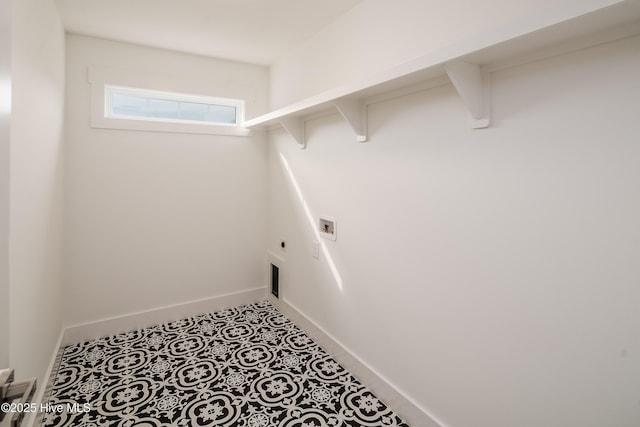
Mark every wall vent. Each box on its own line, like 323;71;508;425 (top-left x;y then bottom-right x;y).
271;263;279;298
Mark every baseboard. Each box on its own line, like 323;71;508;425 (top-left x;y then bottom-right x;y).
27;328;65;427
62;287;267;346
270;295;445;427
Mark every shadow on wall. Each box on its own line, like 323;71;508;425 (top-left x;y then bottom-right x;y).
278;152;344;291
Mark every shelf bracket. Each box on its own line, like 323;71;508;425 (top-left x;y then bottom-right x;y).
333;99;367;142
445;61;490;129
279;117;306;149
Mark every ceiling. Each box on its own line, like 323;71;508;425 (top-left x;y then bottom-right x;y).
54;0;361;66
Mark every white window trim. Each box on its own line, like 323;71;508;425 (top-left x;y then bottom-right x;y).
105;85;244;127
89;66;253;137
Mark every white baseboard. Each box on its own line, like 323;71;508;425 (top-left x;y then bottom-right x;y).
62;287;267;346
26;328;65;427
270;295;445;427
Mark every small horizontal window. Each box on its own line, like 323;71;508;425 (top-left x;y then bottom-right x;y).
105;85;243;127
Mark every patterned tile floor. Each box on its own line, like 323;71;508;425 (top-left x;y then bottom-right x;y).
42;301;410;427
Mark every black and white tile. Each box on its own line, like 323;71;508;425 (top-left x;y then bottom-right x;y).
43;301;410;427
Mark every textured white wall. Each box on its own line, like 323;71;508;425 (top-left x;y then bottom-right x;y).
8;0;65;385
267;35;640;427
63;35;269;326
269;0;619;109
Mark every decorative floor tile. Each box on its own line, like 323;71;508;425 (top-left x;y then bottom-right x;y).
43;301;410;427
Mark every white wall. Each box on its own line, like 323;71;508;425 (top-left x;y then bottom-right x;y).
64;35;269;326
0;0;10;370
8;0;65;387
269;0;619;108
267;34;640;427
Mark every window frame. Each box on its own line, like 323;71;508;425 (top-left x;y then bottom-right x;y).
104;85;244;127
89;66;252;137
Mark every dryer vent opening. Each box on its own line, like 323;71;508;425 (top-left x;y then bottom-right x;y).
271;263;279;298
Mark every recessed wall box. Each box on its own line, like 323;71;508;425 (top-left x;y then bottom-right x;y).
319;216;337;241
